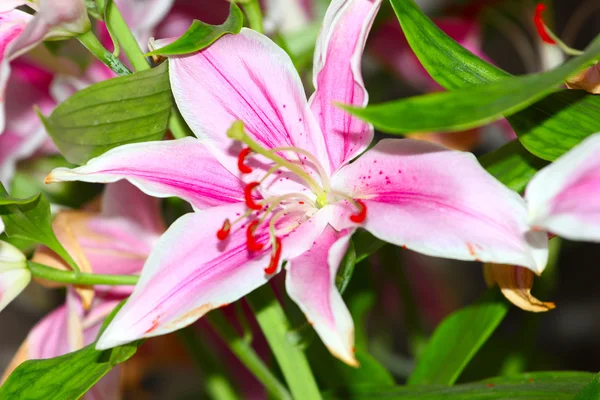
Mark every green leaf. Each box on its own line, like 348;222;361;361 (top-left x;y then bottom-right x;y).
10;156;102;208
353;230;385;263
387;0;600;161
336;240;357;294
573;372;600;400
40;63;172;165
324;372;595;400
0;300;142;400
0;184;79;272
345;36;600;135
147;3;244;56
479;140;548;193
0;192;39;206
408;289;509;386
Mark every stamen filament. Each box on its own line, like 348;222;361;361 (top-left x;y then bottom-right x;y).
228;121;326;198
269;147;331;192
330;190;368;224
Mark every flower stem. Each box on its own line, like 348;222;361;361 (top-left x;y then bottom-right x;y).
76;30;131;76
241;0;264;34
207;311;293;400
247;285;322;400
102;0;191;138
104;0;150;71
27;261;139;286
177;326;239;400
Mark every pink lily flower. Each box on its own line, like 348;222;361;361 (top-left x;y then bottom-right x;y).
3;182;163;397
526;133;600;242
0;0;90;132
47;0;547;365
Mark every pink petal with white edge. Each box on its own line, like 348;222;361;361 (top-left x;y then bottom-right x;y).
96;203;274;349
0;9;33;133
46;138;245;210
309;0;381;172
286;226;357;366
331;139;548;274
525;133;600;242
169;28;331;178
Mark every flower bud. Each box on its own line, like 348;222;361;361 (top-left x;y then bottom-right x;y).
0;240;30;313
39;0;91;40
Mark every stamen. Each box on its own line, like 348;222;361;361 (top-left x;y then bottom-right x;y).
227;121;326;198
244;182;263;210
217;219;231;240
269;147;331;191
534;4;556;44
238;147;253;174
350;199;367;223
264;237;282;275
246;220;265;251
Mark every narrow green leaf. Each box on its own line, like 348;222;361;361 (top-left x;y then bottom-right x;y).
147;3;244;56
0;301;142;400
0;184;79;272
324;371;594;400
388;0;600;161
247;285;322;400
336;240;357;294
408;289;509;386
573;372;600;400
40;63;172;165
479;140;548;193
0;192;39;206
345;35;600;135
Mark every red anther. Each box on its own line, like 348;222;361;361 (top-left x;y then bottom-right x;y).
534;3;556;44
217;219;231;240
264;237;282;275
238;147;253;174
244;182;262;210
350;199;367;223
246;220;264;251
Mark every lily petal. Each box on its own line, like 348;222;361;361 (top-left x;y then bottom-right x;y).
286;226;357;366
0;9;33;133
101;181;165;234
97;203;274;349
46;138;245;210
169;28;330;177
0;240;30;313
309;0;381;172
1;60;55;183
525;133;600;242
331;139;548;273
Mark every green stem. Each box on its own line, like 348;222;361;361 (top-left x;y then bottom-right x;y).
247;286;322;400
27;261;139;286
241;0;264;34
177;327;239;400
104;0;150;71
207;311;292;400
76;30;131;76
103;0;190;139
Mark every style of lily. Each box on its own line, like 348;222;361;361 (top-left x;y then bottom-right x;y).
2;181;163;398
485;132;600;313
0;0;90;132
47;0;548;365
